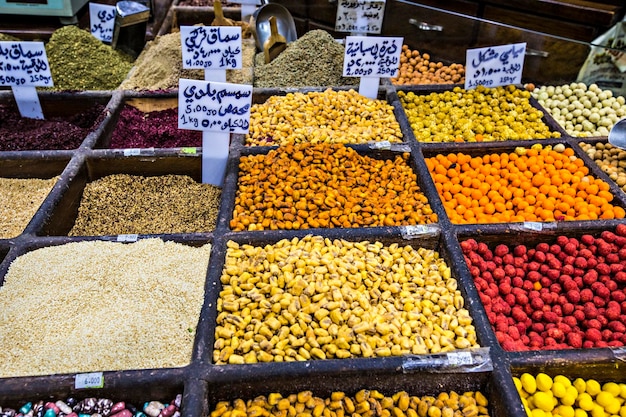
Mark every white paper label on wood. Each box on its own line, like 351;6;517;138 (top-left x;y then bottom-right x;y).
335;0;386;34
89;3;116;43
181;26;243;70
465;42;526;90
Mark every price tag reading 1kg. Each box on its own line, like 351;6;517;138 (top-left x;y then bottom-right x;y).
89;3;116;43
178;78;252;185
181;26;242;77
335;0;386;35
343;36;402;99
465;42;526;90
0;41;53;119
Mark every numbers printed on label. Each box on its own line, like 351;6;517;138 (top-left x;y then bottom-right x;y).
117;234;139;242
523;222;543;231
75;372;104;389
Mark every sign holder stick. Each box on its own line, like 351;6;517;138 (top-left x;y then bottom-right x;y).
12;86;44;120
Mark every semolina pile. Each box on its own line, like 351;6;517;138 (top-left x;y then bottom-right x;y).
0;176;59;239
246;89;403;146
0;239;211;377
231;143;437;231
214;235;478;364
210;390;489;417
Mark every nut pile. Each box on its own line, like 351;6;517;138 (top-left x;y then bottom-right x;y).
531;83;626;137
211;390;489;417
515;373;626;417
231;143;437;231
580;141;626;193
1;395;182;417
399;85;560;143
392;45;465;85
214;235;478;364
462;226;626;351
246;89;402;146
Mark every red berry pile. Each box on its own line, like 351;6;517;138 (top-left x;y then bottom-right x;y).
461;224;626;351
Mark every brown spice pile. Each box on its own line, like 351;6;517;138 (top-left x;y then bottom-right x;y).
0;239;211;377
69;174;221;236
119;33;255;90
0;177;59;239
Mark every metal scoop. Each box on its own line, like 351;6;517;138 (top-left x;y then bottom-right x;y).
251;0;297;52
609;118;626;150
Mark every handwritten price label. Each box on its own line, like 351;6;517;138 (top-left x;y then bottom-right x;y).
335;0;386;34
89;3;116;43
465;43;526;90
181;26;242;70
0;42;53;87
343;36;402;78
178;78;252;133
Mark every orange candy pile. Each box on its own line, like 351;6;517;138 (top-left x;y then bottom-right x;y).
426;146;626;224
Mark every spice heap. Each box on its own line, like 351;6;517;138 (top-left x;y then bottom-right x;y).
392;45;465;85
69;174;221;236
0;395;182;417
45;26;133;91
178;0;235;5
0;239;210;377
399;85;560;142
211;390;489;417
0;33;20;42
108;104;201;148
215;235;476;364
427;144;625;224
0;176;59;239
0;101;106;151
253;30;356;88
231;143;437;231
246;89;402;145
463;226;626;351
119;33;255;90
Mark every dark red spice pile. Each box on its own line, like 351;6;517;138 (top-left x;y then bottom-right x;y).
109;105;202;149
0;102;106;151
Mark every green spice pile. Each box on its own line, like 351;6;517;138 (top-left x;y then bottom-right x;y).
0;33;21;42
0;176;59;239
253;30;357;88
69;174;222;236
45;26;134;91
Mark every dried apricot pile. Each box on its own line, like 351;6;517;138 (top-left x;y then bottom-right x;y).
426;144;625;224
391;45;465;85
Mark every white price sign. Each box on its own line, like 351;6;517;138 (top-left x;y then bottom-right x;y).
178;78;252;133
89;3;116;43
181;26;242;70
465;43;526;90
343;36;402;78
0;41;53;87
335;0;386;34
75;372;104;389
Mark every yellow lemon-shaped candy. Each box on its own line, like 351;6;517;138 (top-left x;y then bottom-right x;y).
513;377;523;393
554;375;573;388
603;383;621;397
597;391;621;415
619;384;626;399
587;380;602;396
556;405;575;417
532;408;546;417
522;374;538;395
574;379;587;394
553;382;567;398
590;405;605;417
534;392;555;412
537;373;554;392
578;393;595;411
620;405;626;417
562;386;579;407
574;409;588;417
